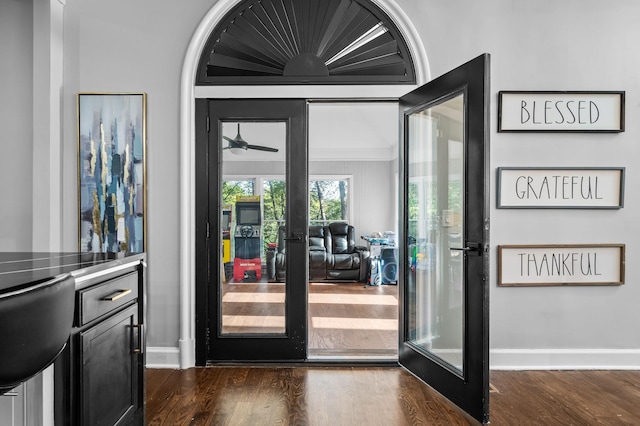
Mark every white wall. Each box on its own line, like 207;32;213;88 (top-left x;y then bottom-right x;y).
399;0;640;368
62;0;215;348
0;0;33;251
48;0;640;368
309;160;396;240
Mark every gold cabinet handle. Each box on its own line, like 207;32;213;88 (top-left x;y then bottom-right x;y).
102;289;132;301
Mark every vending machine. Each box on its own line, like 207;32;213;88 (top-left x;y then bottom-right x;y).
233;196;262;282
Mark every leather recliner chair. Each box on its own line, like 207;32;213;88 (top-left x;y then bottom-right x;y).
309;225;328;280
324;222;370;282
273;226;287;282
273;222;370;283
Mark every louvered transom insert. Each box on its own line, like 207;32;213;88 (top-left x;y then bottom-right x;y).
197;0;415;84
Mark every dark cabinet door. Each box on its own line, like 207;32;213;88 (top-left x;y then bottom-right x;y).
80;304;140;426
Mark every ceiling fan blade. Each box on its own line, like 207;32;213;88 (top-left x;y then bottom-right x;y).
223;135;248;149
224;124;277;153
247;144;279;153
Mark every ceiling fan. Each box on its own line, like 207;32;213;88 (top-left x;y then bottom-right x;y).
223;123;279;154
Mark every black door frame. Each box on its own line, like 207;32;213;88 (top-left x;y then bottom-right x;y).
193;61;491;418
398;54;490;423
195;98;308;364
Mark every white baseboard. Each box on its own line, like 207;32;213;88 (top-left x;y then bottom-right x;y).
179;338;196;369
145;347;640;370
145;347;181;369
490;348;640;370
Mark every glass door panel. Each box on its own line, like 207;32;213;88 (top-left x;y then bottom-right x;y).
407;94;464;374
220;122;286;335
399;54;490;424
307;101;399;359
201;99;307;362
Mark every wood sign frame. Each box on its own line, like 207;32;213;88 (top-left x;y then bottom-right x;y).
496;167;625;209
498;91;625;132
498;244;625;287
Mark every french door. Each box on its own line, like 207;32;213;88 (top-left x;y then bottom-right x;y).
399;54;491;423
194;54;490;422
195;99;308;362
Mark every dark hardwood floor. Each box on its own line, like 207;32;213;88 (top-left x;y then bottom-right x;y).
490;370;640;425
146;367;640;425
196;281;640;424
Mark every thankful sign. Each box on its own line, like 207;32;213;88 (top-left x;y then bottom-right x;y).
498;91;624;132
498;244;625;286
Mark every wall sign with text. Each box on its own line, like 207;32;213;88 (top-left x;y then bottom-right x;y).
498;244;625;286
498;91;625;132
497;167;625;209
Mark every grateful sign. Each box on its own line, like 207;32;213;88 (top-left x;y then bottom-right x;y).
497;167;625;209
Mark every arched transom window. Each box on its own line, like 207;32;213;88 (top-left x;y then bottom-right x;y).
197;0;415;85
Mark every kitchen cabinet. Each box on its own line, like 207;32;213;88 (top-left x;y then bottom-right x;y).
0;252;145;425
55;255;146;426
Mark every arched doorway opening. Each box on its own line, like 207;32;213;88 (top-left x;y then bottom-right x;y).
179;0;430;369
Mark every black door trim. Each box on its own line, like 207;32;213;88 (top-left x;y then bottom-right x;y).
195;99;308;364
398;53;491;423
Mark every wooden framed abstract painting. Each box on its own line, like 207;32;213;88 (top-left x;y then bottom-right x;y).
78;93;146;253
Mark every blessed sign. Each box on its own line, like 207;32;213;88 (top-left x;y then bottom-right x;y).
498;244;625;286
498;91;625;132
497;167;625;209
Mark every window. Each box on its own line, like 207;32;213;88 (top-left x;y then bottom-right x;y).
224;176;352;251
261;177;352;247
197;0;415;85
262;179;286;250
222;180;255;204
309;179;350;226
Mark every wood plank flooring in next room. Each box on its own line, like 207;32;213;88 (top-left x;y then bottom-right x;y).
221;280;398;358
308;282;397;358
146;368;640;425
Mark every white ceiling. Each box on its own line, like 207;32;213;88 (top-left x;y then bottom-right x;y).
309;102;399;161
222;102;399;162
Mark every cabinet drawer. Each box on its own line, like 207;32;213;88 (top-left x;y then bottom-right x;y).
78;272;138;326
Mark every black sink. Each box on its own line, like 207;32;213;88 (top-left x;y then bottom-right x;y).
0;273;75;394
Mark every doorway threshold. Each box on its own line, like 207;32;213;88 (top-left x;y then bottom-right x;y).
308;349;398;363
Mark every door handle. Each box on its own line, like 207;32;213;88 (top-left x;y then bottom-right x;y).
284;232;307;243
450;242;482;256
133;324;144;354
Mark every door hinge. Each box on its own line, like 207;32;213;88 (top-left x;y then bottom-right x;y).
206;116;210;133
206;222;210;239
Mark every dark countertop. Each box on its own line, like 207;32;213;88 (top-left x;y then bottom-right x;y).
0;252;145;294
